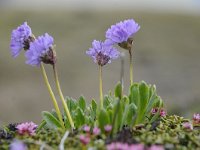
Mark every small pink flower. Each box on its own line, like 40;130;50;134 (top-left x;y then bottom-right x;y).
104;125;112;132
79;134;90;145
151;108;158;115
129;144;144;150
107;142;129;150
16;122;37;136
82;125;90;133
93;127;101;135
160;109;166;117
193;113;200;124
148;145;164;150
182;122;193;130
151;108;166;117
10;140;27;150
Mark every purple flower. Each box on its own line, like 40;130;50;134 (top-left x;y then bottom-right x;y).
10;140;27;150
93;127;101;135
86;40;119;66
159;108;166;117
104;124;112;132
193;113;200;124
182;122;193;130
79;134;90;145
16;122;37;136
151;108;158;115
10;22;33;58
105;19;140;50
25;33;56;66
83;125;90;133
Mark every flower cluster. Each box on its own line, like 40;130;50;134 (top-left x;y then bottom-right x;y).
105;19;140;50
10;22;56;66
10;22;33;58
80;125;112;146
86;40;119;66
16;122;37;136
182;122;193;130
25;33;56;66
86;19;140;66
151;108;166;117
10;140;27;150
193;113;200;125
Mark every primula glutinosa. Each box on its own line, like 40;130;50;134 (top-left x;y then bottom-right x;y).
25;33;56;66
86;40;119;109
105;19;140;50
86;40;119;66
10;22;34;58
105;19;140;85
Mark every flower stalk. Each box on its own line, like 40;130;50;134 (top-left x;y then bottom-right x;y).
40;63;65;129
99;65;103;109
53;64;75;129
128;48;133;85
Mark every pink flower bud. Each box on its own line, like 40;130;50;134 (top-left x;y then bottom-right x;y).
79;135;90;145
93;127;101;135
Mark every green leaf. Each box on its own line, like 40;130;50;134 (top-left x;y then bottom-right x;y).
104;96;111;109
66;97;78;112
75;107;85;127
129;83;140;106
78;96;86;111
126;103;137;126
91;99;97;112
136;81;149;124
98;108;110;131
115;82;122;99
42;111;62;129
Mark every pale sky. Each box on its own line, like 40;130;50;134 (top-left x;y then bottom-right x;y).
1;0;200;15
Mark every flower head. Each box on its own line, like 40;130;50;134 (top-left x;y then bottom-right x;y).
79;134;90;145
93;127;101;135
105;19;140;50
151;108;166;117
86;40;119;66
104;124;112;132
193;113;200;124
159;109;166;117
10;22;33;58
16;122;37;136
182;122;193;130
25;33;56;66
151;108;158;115
10;140;27;150
83;125;90;133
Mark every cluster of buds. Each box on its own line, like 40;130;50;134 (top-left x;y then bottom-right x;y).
80;124;112;146
193;113;200;125
151;108;166;117
16;122;37;136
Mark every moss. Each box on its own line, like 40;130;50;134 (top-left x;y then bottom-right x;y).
0;115;199;150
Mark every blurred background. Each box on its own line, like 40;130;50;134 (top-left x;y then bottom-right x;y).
0;0;200;126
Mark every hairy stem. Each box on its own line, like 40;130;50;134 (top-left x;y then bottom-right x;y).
53;64;75;129
40;63;65;129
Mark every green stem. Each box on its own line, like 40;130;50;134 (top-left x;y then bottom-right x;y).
129;48;133;85
53;64;75;129
40;63;65;129
99;65;103;109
